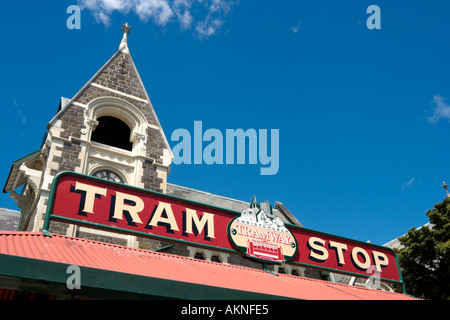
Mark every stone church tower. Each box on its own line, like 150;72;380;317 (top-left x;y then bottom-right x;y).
3;23;304;272
3;24;173;247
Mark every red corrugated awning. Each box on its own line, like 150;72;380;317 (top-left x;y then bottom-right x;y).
0;232;415;300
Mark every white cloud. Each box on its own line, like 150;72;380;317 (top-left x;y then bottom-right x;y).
196;18;223;37
401;177;415;190
134;0;173;25
173;0;193;30
194;0;235;38
428;95;450;123
291;20;301;33
13;100;26;124
78;0;238;38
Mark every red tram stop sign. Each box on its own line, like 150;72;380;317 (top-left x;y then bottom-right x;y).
43;172;404;286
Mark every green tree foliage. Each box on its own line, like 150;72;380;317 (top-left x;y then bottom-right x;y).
395;197;450;300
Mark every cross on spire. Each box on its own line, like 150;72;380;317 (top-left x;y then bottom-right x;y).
119;22;132;53
121;23;132;37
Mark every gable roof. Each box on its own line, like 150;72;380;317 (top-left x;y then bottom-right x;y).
3;150;41;193
47;44;172;157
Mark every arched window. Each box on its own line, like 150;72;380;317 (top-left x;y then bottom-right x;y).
91;116;133;151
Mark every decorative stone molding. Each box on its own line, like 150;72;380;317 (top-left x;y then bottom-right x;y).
131;132;146;151
86;118;99;130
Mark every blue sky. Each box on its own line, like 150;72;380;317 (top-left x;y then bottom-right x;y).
1;0;450;246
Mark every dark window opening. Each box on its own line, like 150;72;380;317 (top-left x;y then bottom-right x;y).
320;272;330;281
194;252;205;260
211;255;221;263
91;116;132;151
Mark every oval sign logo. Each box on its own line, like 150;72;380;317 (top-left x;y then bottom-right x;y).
227;202;297;263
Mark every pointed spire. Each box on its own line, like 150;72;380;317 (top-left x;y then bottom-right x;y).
119;22;132;54
250;196;259;208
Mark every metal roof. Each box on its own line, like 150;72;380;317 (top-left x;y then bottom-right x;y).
166;183;302;226
0;231;415;300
